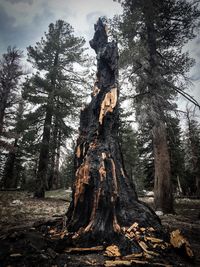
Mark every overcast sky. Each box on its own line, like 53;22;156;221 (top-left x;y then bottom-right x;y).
0;0;199;115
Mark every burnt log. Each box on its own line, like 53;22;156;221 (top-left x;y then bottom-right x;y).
66;17;163;248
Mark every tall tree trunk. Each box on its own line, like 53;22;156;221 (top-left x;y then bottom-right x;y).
34;52;59;198
0;85;9;136
143;0;174;213
34;99;53;198
2;138;18;188
66;17;162;247
187;113;200;197
53;130;61;189
48;119;58;190
153;123;173;213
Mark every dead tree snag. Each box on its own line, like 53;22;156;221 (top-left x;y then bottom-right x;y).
66;17;164;250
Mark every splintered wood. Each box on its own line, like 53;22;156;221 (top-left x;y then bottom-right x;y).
74;161;90;208
105;245;121;257
92;84;100;96
99;88;117;124
170;229;194;258
76;145;81;158
65;246;104;253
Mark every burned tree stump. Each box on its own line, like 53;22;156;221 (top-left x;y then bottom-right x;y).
66;17;164;250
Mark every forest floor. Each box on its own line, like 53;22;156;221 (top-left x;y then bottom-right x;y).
0;190;199;266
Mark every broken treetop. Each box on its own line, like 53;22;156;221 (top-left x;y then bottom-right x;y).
89;17;119;90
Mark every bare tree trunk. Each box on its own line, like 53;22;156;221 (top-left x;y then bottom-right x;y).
52;130;61;189
2;139;18;189
34;101;53;198
48;119;58;190
34;52;58;198
153;122;174;213
66;17;162;248
0;86;9;136
143;0;174;213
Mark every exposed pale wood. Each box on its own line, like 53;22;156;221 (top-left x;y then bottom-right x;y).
99;88;117;124
76;145;81;158
122;253;143;259
170;229;194;257
92;84;100;96
74;161;90;208
105;245;121;257
127;222;139;233
64;246;104;253
139;241;159;256
10;253;22;257
105;259;149;266
145;237;163;243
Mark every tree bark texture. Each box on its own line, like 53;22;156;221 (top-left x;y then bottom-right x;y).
34;94;53;198
143;0;174;213
66;17;162;247
34;52;59;198
153;123;174;213
2;138;18;189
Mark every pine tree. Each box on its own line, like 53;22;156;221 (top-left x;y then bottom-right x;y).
2;99;26;188
184;107;200;196
115;0;200;213
24;20;86;198
0;46;23;138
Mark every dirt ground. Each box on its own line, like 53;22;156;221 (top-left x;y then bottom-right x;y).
0;190;199;266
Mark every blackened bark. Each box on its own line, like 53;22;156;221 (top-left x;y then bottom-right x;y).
66;17;162;247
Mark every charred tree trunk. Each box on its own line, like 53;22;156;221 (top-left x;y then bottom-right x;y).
143;0;174;213
66;17;162;247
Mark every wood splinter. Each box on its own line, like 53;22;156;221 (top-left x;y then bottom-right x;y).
99;87;117;124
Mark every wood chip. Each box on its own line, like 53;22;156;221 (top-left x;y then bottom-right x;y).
145;237;163;243
170;229;194;257
122;252;143;260
105;259;148;266
10;253;22;257
147;227;155;232
139;241;159;256
105;245;121;257
65;246;104;253
170;229;185;248
127;222;138;233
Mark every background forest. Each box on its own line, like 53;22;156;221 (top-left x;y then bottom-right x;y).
0;0;200;205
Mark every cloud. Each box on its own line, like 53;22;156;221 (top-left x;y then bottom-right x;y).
6;0;33;5
0;3;56;54
0;5;20;51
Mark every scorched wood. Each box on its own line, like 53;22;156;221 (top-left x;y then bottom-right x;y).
66;17;163;249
